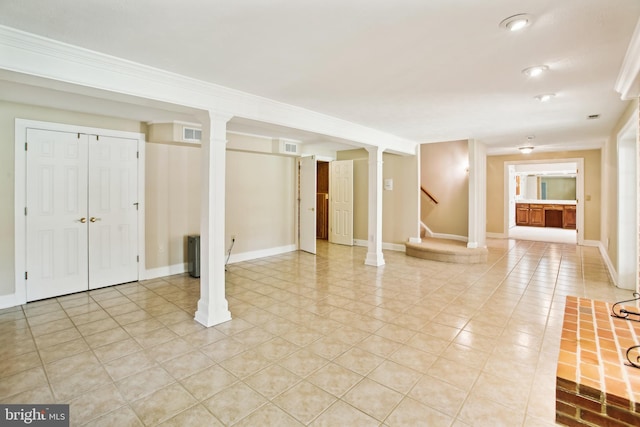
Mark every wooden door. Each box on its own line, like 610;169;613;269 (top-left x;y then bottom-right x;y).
88;135;139;289
299;155;317;254
26;129;89;301
25;128;139;301
329;160;354;245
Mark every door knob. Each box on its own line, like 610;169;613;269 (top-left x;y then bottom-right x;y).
78;217;87;223
90;217;101;223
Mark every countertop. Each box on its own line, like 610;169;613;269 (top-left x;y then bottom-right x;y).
516;199;577;205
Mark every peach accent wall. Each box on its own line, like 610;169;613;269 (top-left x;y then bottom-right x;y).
420;140;469;237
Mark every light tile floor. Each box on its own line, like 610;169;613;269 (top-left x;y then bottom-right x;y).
0;238;632;426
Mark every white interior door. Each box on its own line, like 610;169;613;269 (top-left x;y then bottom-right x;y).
88;135;139;289
330;160;354;245
299;155;316;254
26;129;89;301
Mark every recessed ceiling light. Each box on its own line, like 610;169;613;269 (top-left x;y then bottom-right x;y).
522;65;549;77
534;93;556;102
499;14;533;32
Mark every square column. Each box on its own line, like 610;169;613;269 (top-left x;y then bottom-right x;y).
195;112;232;327
467;139;487;249
365;146;385;266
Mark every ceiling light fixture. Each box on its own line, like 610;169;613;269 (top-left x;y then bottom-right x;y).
535;93;556;102
519;146;534;154
499;14;533;32
518;136;535;154
522;65;549;77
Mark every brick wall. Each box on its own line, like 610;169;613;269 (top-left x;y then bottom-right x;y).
556;296;640;426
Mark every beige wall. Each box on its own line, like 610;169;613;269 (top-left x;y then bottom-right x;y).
420;140;469;237
0;101;298;300
337;148;419;244
487;149;602;240
0;101;143;297
147;133;298;267
603;99;639;271
382;153;420;243
225;148;297;254
145;141;201;270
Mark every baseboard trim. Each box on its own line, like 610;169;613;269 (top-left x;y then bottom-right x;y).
486;232;506;239
383;243;406;252
597;241;619;288
143;263;188;281
583;240;600;247
0;292;23;310
227;244;297;264
353;239;406;252
354;239;367;248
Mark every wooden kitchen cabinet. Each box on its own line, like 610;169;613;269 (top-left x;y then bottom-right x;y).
516;204;530;225
515;202;576;228
563;205;576;229
529;204;544;227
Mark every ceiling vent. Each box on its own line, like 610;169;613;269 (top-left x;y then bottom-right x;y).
272;138;299;156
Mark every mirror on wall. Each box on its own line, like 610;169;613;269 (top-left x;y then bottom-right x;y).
516;174;576;200
513;162;577;202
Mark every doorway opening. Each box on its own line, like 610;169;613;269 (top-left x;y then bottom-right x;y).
316;161;329;240
505;159;583;245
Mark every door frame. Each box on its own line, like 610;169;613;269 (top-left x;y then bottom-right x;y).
297;155;317;254
616;115;638;291
14;119;146;306
502;157;584;244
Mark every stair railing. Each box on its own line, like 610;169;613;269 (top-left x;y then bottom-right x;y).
421;186;438;204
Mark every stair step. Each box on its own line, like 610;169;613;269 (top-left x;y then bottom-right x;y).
405;238;487;264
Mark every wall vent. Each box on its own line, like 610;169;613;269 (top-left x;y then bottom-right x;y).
148;121;202;145
272;138;299;155
183;126;202;142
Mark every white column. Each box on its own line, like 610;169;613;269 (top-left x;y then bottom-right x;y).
409;144;422;243
467;139;487;249
195;111;232;327
365;146;385;266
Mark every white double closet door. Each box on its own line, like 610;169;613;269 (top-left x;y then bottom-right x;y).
26;128;139;301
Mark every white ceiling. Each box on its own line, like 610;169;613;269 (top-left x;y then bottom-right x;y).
0;0;638;154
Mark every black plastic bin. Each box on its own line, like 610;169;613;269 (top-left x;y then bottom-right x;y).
187;235;200;278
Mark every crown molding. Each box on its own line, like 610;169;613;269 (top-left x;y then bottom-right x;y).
615;18;640;100
0;25;416;155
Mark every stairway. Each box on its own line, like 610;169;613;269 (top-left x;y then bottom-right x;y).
405;237;488;264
